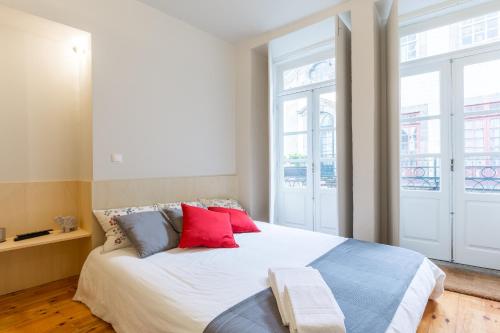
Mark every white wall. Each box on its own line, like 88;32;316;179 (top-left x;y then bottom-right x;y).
270;18;335;60
0;0;237;181
0;6;90;182
350;0;384;242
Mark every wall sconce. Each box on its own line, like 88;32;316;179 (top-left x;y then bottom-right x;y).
71;36;89;55
73;46;86;54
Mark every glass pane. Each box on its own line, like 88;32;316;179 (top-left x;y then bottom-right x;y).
400;11;500;63
464;59;500;115
320;160;336;189
464;115;500;153
283;98;307;133
319;92;335;130
284;134;307;160
284;161;307;188
465;156;500;193
400;119;441;155
401;157;441;191
320;130;334;159
401;71;440;119
283;58;335;90
319;91;336;159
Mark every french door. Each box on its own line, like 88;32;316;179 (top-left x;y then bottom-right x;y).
400;62;452;261
452;51;500;270
276;86;339;235
400;49;500;270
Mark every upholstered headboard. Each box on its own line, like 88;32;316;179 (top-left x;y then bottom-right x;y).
89;175;239;248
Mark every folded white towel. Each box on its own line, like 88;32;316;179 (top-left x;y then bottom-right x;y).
284;284;346;333
268;267;316;325
268;267;340;326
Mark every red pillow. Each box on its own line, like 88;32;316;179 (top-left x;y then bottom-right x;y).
179;204;239;248
207;207;261;233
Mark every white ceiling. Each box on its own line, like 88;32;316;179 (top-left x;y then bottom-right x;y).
136;0;460;42
136;0;346;42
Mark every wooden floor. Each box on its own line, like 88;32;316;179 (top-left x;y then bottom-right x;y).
0;276;113;333
0;276;499;333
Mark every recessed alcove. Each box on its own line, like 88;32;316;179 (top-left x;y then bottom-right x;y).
0;5;92;295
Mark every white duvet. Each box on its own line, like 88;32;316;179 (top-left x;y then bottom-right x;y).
74;222;444;333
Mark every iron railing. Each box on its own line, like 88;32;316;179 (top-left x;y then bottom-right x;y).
284;165;337;188
401;158;500;193
285;161;500;192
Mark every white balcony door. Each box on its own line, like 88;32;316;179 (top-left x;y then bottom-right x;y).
276;87;339;234
313;88;338;235
452;51;500;270
400;49;500;270
399;62;452;261
277;92;314;231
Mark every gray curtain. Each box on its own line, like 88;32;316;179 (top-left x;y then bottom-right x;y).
335;16;353;238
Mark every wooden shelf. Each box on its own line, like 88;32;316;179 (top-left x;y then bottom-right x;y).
0;229;91;253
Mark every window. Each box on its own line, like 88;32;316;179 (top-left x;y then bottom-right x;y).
489;117;500;152
401;104;429;119
401;34;417;62
400;71;441;191
401;11;500;63
282;58;335;90
465;119;485;152
460;13;500;47
401;125;418;155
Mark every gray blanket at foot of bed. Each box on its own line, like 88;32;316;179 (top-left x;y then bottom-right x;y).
204;239;425;333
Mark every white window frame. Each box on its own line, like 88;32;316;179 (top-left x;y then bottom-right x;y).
271;42;336;229
399;2;500;64
275;44;335;97
459;12;500;47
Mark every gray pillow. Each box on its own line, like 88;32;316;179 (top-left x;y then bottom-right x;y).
162;207;184;233
116;211;179;258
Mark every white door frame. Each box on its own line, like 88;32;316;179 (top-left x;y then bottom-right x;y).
452;50;500;270
275;84;338;233
400;44;500;268
399;60;453;261
312;86;339;235
276;91;314;230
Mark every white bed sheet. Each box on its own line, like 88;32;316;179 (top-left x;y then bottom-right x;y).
74;222;444;333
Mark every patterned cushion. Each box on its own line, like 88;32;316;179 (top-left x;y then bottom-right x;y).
94;205;159;253
157;201;205;210
199;198;244;211
157;201;205;233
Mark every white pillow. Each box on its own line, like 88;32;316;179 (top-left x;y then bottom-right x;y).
198;198;244;210
94;205;159;253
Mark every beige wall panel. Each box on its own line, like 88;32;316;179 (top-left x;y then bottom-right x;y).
0;239;88;296
0;181;81;238
92;175;239;210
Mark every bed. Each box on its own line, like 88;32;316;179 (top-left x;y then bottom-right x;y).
75;222;445;333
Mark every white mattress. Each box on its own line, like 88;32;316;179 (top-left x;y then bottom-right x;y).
74;222;444;333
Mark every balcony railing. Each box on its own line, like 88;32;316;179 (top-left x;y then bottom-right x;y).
401;160;440;191
284;165;337;188
401;159;500;193
465;165;500;192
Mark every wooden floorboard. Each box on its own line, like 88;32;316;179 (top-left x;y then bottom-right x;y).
0;276;499;332
0;276;113;333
